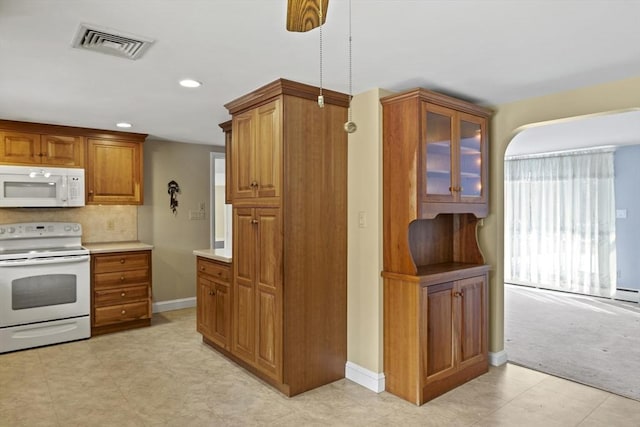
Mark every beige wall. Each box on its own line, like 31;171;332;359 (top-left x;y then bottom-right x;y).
480;74;640;353
347;88;391;373
138;139;222;302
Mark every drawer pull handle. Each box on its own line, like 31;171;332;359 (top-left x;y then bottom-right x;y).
200;266;205;271
120;259;125;264
121;292;126;297
121;310;126;314
454;291;464;298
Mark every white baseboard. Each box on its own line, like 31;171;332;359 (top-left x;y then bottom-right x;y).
152;297;196;313
345;361;385;393
489;350;508;366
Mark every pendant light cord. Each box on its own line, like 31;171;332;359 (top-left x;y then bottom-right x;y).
318;0;324;106
347;0;353;122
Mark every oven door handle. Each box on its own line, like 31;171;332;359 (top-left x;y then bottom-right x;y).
0;255;90;267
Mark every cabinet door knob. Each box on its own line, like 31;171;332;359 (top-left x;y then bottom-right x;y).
120;259;126;264
200;266;205;271
121;292;126;297
454;291;464;297
121;310;126;314
120;276;125;281
250;181;258;188
251;219;258;224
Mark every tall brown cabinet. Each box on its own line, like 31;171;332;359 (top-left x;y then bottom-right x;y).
381;89;492;405
203;79;349;396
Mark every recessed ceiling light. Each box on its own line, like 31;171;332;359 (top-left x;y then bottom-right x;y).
179;79;202;88
116;122;132;128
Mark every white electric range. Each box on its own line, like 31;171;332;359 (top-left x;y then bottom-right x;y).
0;222;90;353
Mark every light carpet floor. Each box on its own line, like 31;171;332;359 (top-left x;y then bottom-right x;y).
505;284;640;401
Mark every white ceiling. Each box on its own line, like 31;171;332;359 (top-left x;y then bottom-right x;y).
2;0;640;147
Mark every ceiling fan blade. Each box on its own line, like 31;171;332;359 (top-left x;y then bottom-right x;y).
286;0;329;32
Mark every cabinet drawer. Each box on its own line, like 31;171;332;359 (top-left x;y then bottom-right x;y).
197;259;230;281
94;301;149;326
94;285;149;306
93;252;150;273
94;269;149;288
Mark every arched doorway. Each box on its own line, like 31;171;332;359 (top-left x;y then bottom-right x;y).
502;109;640;400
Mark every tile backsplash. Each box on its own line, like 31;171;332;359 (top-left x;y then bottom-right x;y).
0;205;137;243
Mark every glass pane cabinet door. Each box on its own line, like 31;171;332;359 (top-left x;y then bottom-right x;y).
459;118;483;199
425;111;452;196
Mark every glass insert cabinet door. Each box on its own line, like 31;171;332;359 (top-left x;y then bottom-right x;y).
458;115;483;199
423;103;455;200
425;110;452;196
422;103;486;203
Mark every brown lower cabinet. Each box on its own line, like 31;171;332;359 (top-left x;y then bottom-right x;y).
91;250;152;335
196;257;231;350
383;267;489;405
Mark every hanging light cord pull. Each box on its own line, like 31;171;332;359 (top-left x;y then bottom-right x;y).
344;0;357;133
348;0;353;122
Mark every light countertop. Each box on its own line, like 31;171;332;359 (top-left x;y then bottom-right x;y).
83;241;154;254
193;248;232;263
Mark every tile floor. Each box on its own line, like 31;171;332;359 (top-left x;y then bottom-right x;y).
1;308;638;426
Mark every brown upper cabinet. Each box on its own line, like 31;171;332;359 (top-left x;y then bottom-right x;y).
0;120;146;205
382;89;491;219
230;99;281;204
0;130;84;167
86;138;144;205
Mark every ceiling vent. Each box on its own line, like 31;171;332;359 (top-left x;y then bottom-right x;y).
71;23;154;60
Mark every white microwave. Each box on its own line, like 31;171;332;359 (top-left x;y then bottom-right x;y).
0;165;85;207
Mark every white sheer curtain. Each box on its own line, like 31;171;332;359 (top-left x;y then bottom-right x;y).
504;149;617;297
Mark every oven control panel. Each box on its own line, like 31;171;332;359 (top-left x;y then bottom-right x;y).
0;222;82;239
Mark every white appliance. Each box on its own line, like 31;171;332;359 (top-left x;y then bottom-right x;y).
0;165;85;207
0;222;90;353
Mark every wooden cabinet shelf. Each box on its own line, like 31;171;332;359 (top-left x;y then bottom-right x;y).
382;88;492;405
